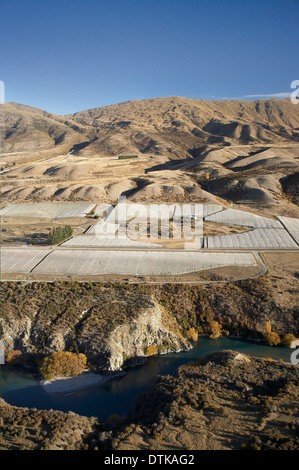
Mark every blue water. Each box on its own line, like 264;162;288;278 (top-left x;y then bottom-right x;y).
0;336;292;420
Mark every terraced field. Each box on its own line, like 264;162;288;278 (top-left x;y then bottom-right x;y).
1;203;298;279
0;248;257;276
0;202;95;219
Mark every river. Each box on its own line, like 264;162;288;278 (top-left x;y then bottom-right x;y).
0;336;292;420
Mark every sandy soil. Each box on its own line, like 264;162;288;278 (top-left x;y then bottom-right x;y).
0;216;96;246
261;252;299;279
0;215;254;247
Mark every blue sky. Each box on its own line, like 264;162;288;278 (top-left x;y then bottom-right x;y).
0;0;298;114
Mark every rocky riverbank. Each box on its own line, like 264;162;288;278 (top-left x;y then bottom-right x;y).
1;350;298;450
0;285;190;372
1;268;298;374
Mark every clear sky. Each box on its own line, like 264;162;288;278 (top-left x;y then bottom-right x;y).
0;0;298;115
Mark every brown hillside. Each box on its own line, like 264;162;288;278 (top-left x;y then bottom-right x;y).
1;97;298;215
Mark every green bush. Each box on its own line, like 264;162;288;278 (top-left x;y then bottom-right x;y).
48;226;73;245
118;155;138;160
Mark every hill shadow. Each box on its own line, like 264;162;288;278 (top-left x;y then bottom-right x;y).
120;178;152;198
145;158;192;173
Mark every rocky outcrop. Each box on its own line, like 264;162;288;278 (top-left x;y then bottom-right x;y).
1;274;298;372
0;316;76;356
77;300;189;370
1;317;33;352
0;293;189;371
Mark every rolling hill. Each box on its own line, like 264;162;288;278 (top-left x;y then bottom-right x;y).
1;97;298;215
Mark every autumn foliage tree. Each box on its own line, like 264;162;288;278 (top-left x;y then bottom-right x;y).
266;332;281;346
6;350;22;364
185;327;198;341
39;351;87;381
282;333;297;348
145;344;159;356
264;320;281;346
265;320;280;346
209;321;222;339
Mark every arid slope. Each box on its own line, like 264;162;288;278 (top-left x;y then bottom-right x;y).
1;97;298;214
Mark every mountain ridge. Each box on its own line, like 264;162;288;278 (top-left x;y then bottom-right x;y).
3;96;299;158
1;97;298;213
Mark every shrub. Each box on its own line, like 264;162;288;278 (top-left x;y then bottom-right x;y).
48;226;73;245
185;327;198;341
145;344;159;356
282;333;297;348
264;320;280;346
118;155;138;160
6;350;22;364
209;321;222;339
39;351;87;381
265;332;281;346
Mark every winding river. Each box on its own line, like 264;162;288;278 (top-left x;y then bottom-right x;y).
0;336;292;420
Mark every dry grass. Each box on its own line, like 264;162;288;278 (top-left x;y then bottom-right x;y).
1;98;298;217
